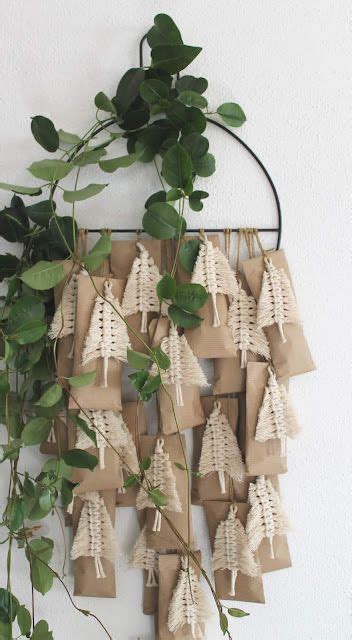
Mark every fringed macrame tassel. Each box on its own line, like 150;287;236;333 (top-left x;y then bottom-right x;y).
211;292;220;328
230;569;238;597
48;426;56;444
168;556;209;639
246;476;289;555
227;283;270;367
218;470;226;495
94;556;106;579
152;509;162;532
130;524;159;586
257;257;300;343
269;535;275;559
147;568;158;587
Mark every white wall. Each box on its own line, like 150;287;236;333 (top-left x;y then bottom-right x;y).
0;1;351;639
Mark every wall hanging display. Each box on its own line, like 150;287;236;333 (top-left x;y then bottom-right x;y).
0;11;315;640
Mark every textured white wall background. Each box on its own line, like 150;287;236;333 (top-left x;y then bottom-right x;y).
0;1;351;639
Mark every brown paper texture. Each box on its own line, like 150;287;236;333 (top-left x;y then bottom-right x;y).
116;401;147;507
40;414;68;455
213;351;261;396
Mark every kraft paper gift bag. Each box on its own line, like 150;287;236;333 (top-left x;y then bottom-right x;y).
68;275;125;411
245;363;288;475
213;351;261;395
204;501;265;603
255;475;292;573
72;489;117;597
40;413;68;455
116;401;147;507
138;434;194;551
242;249;315;378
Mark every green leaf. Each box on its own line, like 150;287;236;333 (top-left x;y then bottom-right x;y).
151;346;171;370
179;239;200;274
12;321;47;345
228;607;250;618
140;79;169;104
68;371;96;387
0;371;10;395
22;417;52;445
31;620;53;639
127;348;151;370
162;142;192;188
31;116;59;153
123;474;139;489
63;449;98;470
168;304;202;328
35;384;62;408
166;188;182;202
83;232;111;272
99;152;140;173
69;414;97;447
178;90;208;109
145;190;166;208
0;621;11;639
141;373;161;398
26;200;55;226
94;91;117;114
148;488;167;507
73;148;107;167
174;283;208;312
8;296;44;333
114;68;146;116
193;152;216;177
128;370;149;393
47;216;77;258
28;159;73;182
147;13;183;48
9;496;24;531
27;538;54;595
143;202;186;240
61;477;74;507
17;605;32;635
152;45;201;74
58;129;82;145
157;272;176;301
0;589;19;624
0;182;42;196
181;133;209;160
20;261;64;290
140;456;151;471
217;102;246;127
63;183;107;203
184;106;206;134
28;537;54;563
175;75;208;95
0;254;20;281
220;612;228;634
174;461;187;471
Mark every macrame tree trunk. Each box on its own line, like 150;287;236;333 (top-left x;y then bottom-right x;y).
130;524;158;587
246;475;289;559
227;283;270;368
257;257;300;343
168;556;209;639
48;272;79;358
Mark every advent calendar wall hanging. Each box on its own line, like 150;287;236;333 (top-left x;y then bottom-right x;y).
0;12;315;640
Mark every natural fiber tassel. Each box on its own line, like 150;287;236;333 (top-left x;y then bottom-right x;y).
191;233;238;327
70;491;117;579
136;438;182;530
227;282;270;367
150;322;208;406
121;242;164;332
212;504;259;597
199;401;245;493
246;475;289;558
255;367;300;455
168;556;209;639
130;524;158;587
257;257;300;343
48;272;79;357
81;279;131;387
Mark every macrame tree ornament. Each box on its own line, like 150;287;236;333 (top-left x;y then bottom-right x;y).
150;322;208;406
199;401;245;493
191;234;238;327
81;279;131;387
70;491;117;579
227;282;270;367
255;367;300;456
130;524;158;587
257;256;300;343
246;475;289;559
212;504;259;596
168;556;209;639
48;272;79;358
136;437;182;532
121;242;163;332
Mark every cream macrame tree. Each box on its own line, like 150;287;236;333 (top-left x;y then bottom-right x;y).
168;556;209;639
130;524;158;587
227;283;270;367
212;504;259;597
246;475;289;559
136;437;182;532
70;491;117;579
75;409;139;474
255;367;300;456
48;272;79;358
121;242;163;332
81;279;131;387
191;234;238;327
257;257;300;343
199;401;245;493
150;322;208;406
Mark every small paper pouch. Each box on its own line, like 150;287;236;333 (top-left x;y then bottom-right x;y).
68;275;126;411
71;489;117;597
137;434;194;551
116;400;147;507
213;351;260;396
204;501;265;603
242;249;315;378
40;413;68;455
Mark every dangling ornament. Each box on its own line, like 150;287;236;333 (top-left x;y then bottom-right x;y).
70;491;117;579
198;401;245;493
48;272;79;358
227;281;270;367
136;437;182;532
81;279;131;387
212;504;259;596
121;242;163;332
191;234;238;327
130;524;158;587
255;367;300;456
246;475;289;559
257;256;300;343
150;322;208;406
168;556;209;639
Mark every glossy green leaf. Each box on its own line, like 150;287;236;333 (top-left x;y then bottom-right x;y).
0;254;19;281
220;612;228;634
16;605;32;635
94;91;117;114
69;414;97;447
58;129;82;145
141;373;161;396
25;200;55;226
178;90;208;108
192;152;216;177
114;68;146;116
148;488;167;507
0;182;42;196
123;474;139;488
47;216;77;259
166;188;182;202
127;348;151;370
27;538;54;595
83;232;111;272
157;272;176;301
143;202;186;239
9;496;24;531
152;45;202;74
73;148;107;167
31;116;59;152
0;589;19;624
68;371;96;387
183;106;207;134
31;619;54;640
181;133;209;160
139;456;151;471
147;13;183;48
8;296;45;333
63;183;107;203
217;102;246;127
28;159;73;182
175;75;208;95
20;261;65;290
140;79;169;104
162;143;192;188
151;346;171;370
11;320;46;345
99;152;140;173
35;384;62;408
174;283;208;312
145;190;166;209
128;370;149;393
179;239;200;274
228;607;250;618
22;417;52;445
63;449;98;471
168;304;202;328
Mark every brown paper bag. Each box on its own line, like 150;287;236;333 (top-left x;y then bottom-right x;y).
68;275;125;411
255;475;292;573
72;489;116;597
139;434;194;551
40;414;68;455
242;250;315;378
213;351;262;395
158;551;202;640
116;401;147;507
245;363;288;475
204;501;265;603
